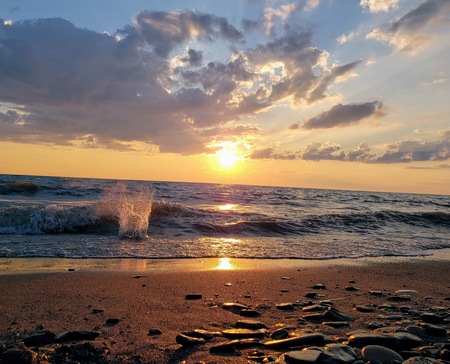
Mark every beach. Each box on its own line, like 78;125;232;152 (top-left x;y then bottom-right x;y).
1;255;449;363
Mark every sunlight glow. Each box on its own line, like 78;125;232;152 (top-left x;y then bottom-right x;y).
217;148;239;169
218;203;237;211
215;257;235;270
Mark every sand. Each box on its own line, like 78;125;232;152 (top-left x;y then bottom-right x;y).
0;255;449;363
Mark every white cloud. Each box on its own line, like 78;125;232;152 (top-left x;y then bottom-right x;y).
360;0;401;13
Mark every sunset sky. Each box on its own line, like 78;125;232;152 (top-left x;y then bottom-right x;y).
1;0;449;194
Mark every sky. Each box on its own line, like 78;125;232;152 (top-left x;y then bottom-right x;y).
0;0;449;195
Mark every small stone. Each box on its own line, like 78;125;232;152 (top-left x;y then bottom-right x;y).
240;309;261;317
175;333;205;347
221;328;267;339
302;304;325;312
23;331;56;347
185;293;202;300
323;321;350;328
264;333;324;349
223;302;249;310
312;284;326;290
284;349;322;363
323;307;354;322
367;321;384;329
421;313;443;324
406;326;425;337
105;318;120;325
322;344;357;364
362;345;404;364
276;302;295;310
395;289;418;295
422;323;447;336
68;268;75;271
210;338;261;353
356;305;374;313
348;332;422;350
369;290;383;296
282;276;292;280
305;292;317;298
235;320;267;330
55;330;100;343
148;329;162;336
271;328;289;340
182;329;222;340
91;308;104;314
345;286;359;291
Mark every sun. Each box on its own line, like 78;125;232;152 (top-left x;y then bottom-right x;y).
217;148;239;169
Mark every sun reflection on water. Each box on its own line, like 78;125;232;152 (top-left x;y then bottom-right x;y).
218;203;237;211
215;257;235;270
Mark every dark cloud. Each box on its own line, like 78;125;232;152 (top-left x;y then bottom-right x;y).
122;10;243;58
288;122;299;130
0;10;371;156
302;101;385;129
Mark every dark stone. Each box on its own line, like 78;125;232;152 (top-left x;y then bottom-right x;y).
323;321;350;328
421;313;443;324
0;348;36;364
23;331;56;347
105;318;120;325
235;320;267;330
240;309;261;317
302;304;326;312
271;328;289;340
276;302;295;310
148;329;162;336
312;284;326;290
264;333;325;349
305;292;317;298
185;293;202;300
348;332;422;350
356;305;374;313
323;307;354;322
369;291;383;296
54;330;100;343
91;308;104;314
345;286;359;291
422;323;447;336
302;313;325;322
222;328;267;339
362;345;403;364
175;333;205;347
210;338;262;353
321;344;357;364
68;268;75;271
388;296;411;302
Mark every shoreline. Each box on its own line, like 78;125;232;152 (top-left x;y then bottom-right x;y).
0;254;449;363
1;248;450;275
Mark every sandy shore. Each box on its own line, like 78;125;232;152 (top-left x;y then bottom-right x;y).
0;255;449;363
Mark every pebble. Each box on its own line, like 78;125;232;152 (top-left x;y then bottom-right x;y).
421;313;443;324
54;330;100;343
209;338;261;353
105;318;120;325
264;333;325;349
276;302;295;310
185;293;202;300
176;333;206;346
221;328;267;339
305;292;318;298
356;305;374;313
312;284;326;290
239;309;261;317
148;329;162;336
284;349;322;363
234;320;267;330
362;345;404;364
270;328;289;340
421;323;448;336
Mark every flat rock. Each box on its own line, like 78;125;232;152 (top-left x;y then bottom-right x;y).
321;344;357;364
264;333;325;349
362;345;404;364
182;329;222;340
175;333;205;346
323;307;354;322
356;305;374;313
222;328;267;339
284;349;322;364
223;302;249;310
240;309;261;317
422;323;447;336
312;284;326;290
271;328;289;340
148;328;162;336
235;319;267;330
421;313;443;324
348;332;422;350
276;302;295;310
323;321;350;328
23;331;56;347
305;292;318;298
54;330;100;343
0;348;36;364
302;304;326;312
210;338;262;353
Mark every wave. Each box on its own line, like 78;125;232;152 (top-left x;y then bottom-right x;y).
1;197;449;239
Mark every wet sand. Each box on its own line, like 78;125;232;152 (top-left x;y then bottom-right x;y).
0;255;449;363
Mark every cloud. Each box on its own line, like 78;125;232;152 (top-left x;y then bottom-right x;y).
366;0;450;54
360;0;401;13
0;10;368;155
337;32;356;44
302;101;386;129
249;147;299;160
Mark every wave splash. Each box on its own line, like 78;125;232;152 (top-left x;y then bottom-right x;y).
96;184;153;239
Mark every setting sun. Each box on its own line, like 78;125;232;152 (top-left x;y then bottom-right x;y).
217;148;239;169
